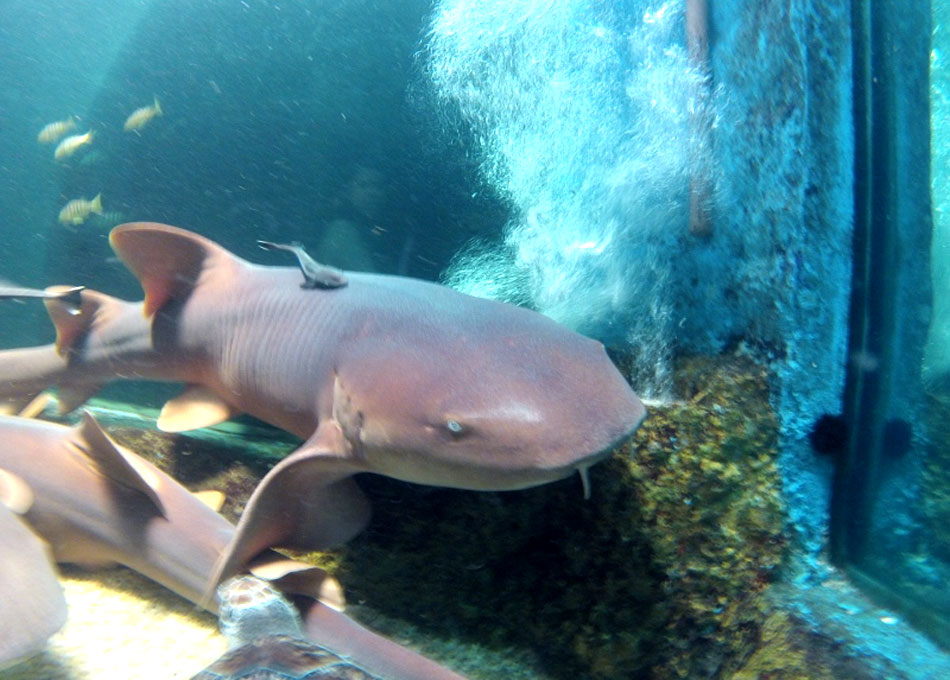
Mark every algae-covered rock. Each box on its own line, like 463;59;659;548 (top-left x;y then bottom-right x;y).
731;607;880;680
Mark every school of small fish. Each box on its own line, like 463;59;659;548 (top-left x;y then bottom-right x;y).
38;97;163;228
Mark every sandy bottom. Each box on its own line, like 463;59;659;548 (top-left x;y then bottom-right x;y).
1;567;225;680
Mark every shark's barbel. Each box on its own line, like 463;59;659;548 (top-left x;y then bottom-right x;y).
0;222;647;588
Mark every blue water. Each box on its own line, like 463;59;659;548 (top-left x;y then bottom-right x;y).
0;0;503;309
2;0;950;678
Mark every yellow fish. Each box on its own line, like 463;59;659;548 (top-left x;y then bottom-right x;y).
37;116;76;144
123;96;162;132
54;131;94;160
58;194;103;225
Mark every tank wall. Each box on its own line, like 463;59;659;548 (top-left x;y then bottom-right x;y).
705;0;854;558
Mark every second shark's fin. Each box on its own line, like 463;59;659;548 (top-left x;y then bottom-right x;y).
206;420;371;600
38;288;136;413
0;501;67;669
71;412;166;517
157;385;240;432
44;287;124;357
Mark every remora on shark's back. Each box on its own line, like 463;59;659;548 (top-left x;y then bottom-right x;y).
0;413;465;680
0;280;83;312
0;222;646;586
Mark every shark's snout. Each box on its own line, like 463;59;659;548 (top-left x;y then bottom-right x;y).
339;324;647;493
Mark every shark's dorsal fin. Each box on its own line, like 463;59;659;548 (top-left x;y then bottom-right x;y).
110;222;246;317
158;385;240;432
72;412;166;517
0;468;35;514
44;287;124;356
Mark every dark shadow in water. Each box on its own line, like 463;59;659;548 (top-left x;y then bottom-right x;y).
50;0;508;296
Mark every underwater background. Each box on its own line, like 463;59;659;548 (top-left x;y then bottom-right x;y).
1;0;950;678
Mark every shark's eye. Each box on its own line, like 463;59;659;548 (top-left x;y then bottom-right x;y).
445;419;466;436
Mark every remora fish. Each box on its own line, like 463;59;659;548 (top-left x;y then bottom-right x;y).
0;222;646;588
0;281;84;313
257;239;348;289
0;413;464;680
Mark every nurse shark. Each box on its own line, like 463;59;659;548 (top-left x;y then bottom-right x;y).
0;222;646;588
0;412;464;679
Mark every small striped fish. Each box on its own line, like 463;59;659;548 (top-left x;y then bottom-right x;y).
58;194;103;225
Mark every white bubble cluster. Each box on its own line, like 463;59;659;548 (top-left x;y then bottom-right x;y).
428;0;720;397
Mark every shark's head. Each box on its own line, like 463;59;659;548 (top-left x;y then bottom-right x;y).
332;289;646;495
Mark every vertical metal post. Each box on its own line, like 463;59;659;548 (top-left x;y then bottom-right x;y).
831;0;898;565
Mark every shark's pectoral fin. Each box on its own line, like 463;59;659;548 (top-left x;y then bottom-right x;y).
0;502;67;669
1;392;57;419
207;421;370;599
157;385;240;432
56;383;107;414
247;552;346;611
15;392;53;419
71;412;166;517
0;399;29;417
0;392;53;419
